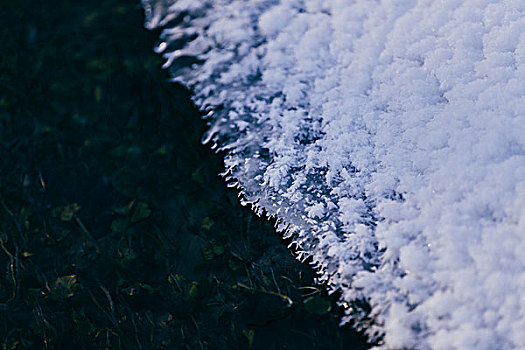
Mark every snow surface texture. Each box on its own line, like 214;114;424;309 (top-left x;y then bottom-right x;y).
142;0;525;348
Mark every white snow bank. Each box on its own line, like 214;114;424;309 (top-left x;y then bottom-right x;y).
142;0;525;348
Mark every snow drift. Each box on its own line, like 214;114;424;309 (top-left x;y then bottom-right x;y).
142;0;525;348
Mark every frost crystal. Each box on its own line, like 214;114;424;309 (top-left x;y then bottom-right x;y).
142;0;525;348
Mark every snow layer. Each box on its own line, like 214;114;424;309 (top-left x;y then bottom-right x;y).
142;0;525;348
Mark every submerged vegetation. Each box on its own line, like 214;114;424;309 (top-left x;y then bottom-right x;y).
0;0;369;348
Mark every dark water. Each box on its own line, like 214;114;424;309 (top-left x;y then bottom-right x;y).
0;0;370;348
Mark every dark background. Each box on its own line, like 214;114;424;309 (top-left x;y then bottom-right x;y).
0;0;370;348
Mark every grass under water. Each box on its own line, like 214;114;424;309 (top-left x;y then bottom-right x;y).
0;0;370;348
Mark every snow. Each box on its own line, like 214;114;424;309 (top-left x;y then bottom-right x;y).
142;0;525;348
